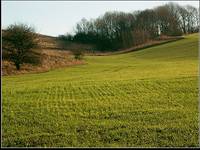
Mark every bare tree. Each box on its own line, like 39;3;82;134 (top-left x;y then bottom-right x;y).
177;5;188;34
185;5;198;33
2;23;40;70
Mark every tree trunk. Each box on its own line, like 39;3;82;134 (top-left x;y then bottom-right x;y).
15;62;20;70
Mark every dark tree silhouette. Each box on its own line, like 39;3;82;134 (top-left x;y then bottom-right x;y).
61;2;198;51
2;24;40;70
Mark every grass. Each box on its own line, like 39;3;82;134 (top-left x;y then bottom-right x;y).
2;33;199;147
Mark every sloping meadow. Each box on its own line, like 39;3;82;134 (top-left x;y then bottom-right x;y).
2;34;199;147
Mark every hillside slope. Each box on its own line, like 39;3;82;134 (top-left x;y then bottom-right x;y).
2;30;183;76
2;34;198;147
2;32;85;76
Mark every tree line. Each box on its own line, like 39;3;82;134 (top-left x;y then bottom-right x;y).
59;2;199;51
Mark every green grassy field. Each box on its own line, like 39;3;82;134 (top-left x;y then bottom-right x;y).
2;34;199;147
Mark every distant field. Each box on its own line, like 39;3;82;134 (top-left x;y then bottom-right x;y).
2;34;199;147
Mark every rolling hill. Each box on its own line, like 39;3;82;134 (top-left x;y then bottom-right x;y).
2;32;88;76
2;33;199;147
2;31;183;76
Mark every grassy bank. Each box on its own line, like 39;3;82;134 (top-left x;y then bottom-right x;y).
2;34;199;147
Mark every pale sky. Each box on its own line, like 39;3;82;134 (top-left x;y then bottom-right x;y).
2;1;199;37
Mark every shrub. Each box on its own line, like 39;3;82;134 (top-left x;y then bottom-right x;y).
72;49;84;60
